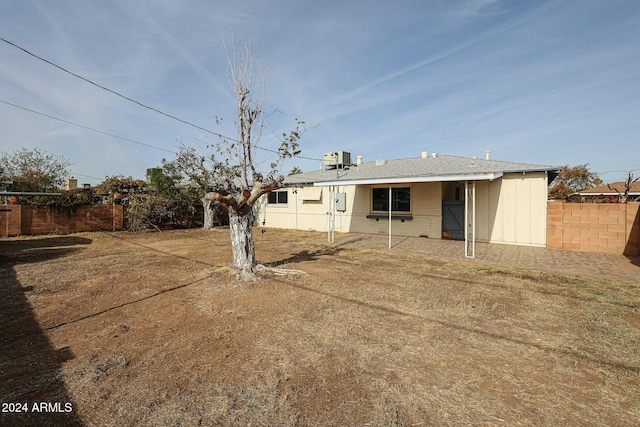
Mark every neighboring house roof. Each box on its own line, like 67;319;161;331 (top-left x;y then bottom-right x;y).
572;181;640;196
285;154;560;187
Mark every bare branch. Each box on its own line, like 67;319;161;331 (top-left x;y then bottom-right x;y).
187;33;307;280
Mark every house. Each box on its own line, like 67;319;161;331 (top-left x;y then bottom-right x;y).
569;181;640;203
256;151;560;254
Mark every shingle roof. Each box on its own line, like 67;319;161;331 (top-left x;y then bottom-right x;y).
575;181;640;195
285;154;560;185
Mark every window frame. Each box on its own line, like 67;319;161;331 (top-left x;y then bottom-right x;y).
267;190;288;205
371;186;411;213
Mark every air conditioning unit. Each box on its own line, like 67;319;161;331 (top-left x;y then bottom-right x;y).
324;151;352;169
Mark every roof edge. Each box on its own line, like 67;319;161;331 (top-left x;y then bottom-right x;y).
312;172;504;187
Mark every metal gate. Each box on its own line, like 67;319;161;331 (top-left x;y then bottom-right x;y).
442;201;464;240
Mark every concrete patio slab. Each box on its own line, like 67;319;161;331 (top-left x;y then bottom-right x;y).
332;234;640;284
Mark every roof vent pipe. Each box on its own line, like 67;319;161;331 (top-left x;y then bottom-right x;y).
356;155;363;165
485;150;490;160
421;151;428;159
432;153;438;158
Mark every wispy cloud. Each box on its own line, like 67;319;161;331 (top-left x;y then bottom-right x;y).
0;0;638;182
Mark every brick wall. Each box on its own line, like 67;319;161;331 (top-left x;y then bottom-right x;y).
547;201;640;256
0;205;23;237
0;205;124;237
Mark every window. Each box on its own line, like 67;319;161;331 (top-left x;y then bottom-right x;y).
268;190;288;205
372;187;410;212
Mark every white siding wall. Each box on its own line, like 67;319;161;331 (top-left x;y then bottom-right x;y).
475;172;548;246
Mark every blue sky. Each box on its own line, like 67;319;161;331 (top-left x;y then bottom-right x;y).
1;0;638;185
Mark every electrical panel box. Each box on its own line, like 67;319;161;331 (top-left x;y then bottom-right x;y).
336;192;347;212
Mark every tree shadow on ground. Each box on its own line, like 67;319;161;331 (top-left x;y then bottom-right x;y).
0;236;90;426
332;235;368;247
266;246;345;268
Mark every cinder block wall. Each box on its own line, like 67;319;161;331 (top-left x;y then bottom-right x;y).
0;205;23;237
0;205;124;237
547;201;640;256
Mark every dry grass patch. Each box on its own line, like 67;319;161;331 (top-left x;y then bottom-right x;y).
1;228;638;426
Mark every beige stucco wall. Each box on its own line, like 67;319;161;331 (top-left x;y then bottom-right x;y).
258;182;442;238
347;183;442;238
255;187;330;231
258;172;549;247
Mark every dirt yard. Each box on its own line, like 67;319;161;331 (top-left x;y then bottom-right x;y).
1;228;639;426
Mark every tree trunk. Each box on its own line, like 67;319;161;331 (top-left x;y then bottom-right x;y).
202;198;215;230
228;206;257;280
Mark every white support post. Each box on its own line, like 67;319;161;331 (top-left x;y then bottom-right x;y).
388;186;392;249
464;181;468;257
465;181;476;258
327;186;330;242
332;186;336;243
471;180;476;258
327;186;334;243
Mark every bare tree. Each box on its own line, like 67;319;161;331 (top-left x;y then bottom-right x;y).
202;35;304;281
609;172;639;203
175;144;222;229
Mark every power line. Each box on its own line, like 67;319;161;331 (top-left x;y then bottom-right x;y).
598;169;640;183
69;172;106;181
0;36;233;141
1;98;325;164
0;36;324;162
0;98;177;154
